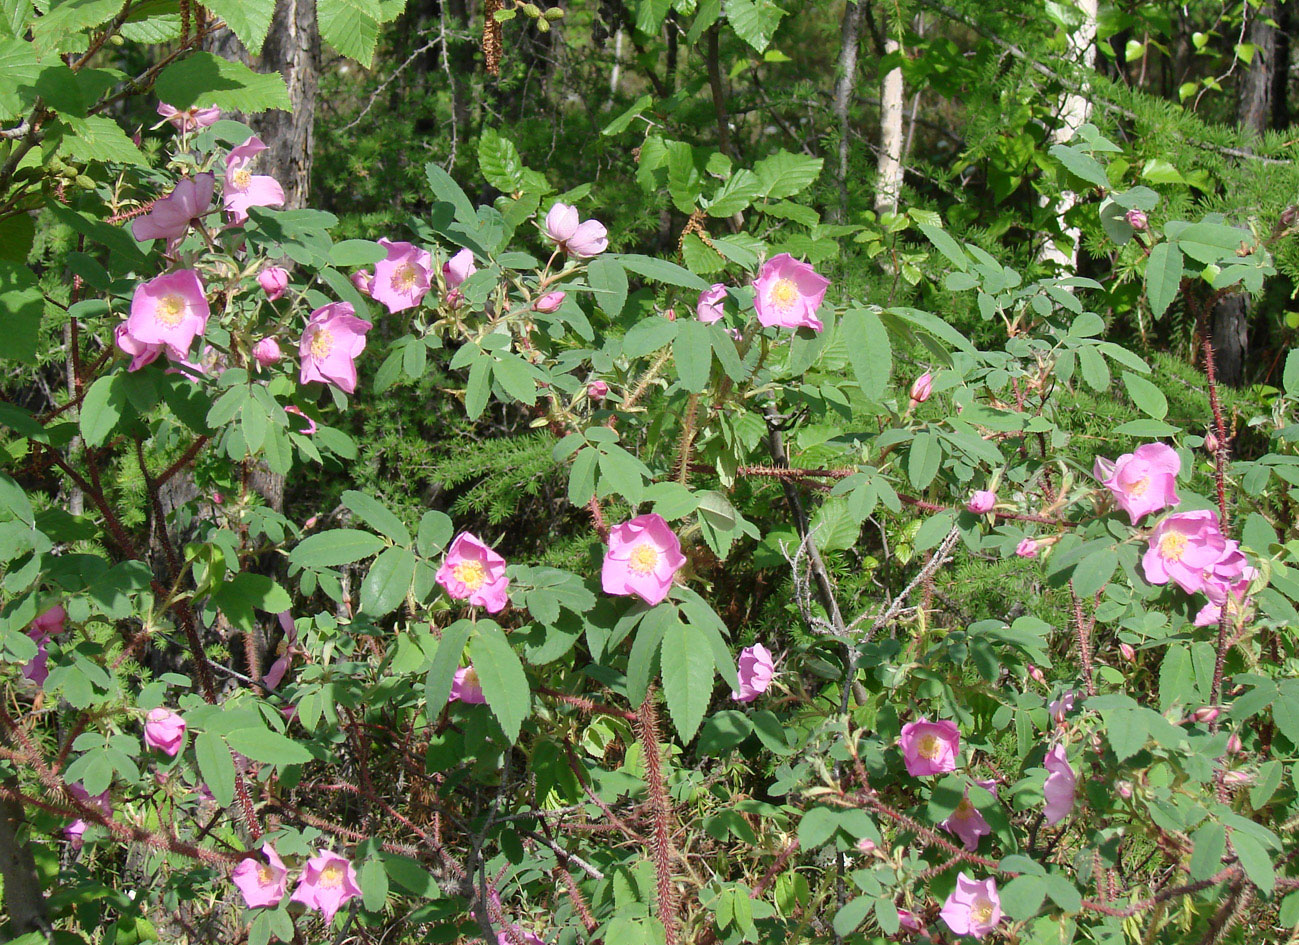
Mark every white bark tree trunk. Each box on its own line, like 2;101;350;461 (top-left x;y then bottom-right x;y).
1039;0;1099;271
875;36;904;217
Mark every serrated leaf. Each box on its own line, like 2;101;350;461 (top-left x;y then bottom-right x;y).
1122;371;1168;419
80;374;126;447
425;620;473;717
479;127;527;194
469;622;530;743
225;727;313;765
1049;143;1110;190
202;0;275;55
154;52;290;112
195;730;235;807
660;619;713;742
726;0;787;53
317;0;381;66
752;149;822;199
675;318;713;392
839;308;890;399
360;546;416;615
290;529;387;568
1145;242;1183;318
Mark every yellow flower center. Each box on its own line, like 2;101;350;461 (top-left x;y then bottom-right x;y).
460;667;480;689
770;278;799;310
953;797;974;820
918;733;942;759
391;264;419;292
319;863;344;889
257;864;276;884
629;543;660;575
232;167;252;189
1128;476;1149;496
156;293;186;326
453;559;487;590
309;327;335;360
1159;531;1188;562
971;899;994;925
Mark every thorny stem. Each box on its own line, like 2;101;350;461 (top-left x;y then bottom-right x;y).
636;691;679;945
1198;308;1234;711
1069;583;1099;697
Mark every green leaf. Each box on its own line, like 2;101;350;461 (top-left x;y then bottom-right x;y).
907;433;941;490
1000;874;1047;921
707;169;760;217
424;162;476;223
602;93;653;136
587;256;628;317
1283;349;1299;398
752;150;823;199
1144;242;1183;318
1122;371;1168;419
360;547;416;615
317;0;382;65
839;308;891;399
726;0;787;53
1048;144;1110;190
290;529;387;568
1233;832;1275;893
343;490;409;545
675;318;713;392
626;606;669;707
225;727;313;765
832;898;871;937
425;620;473;717
416;510;454;557
697;710;753;755
380;852;441;899
79;374;126;447
479;127;527;194
660;619;714;742
1071;546;1117;597
154;52;290;112
195;730;235;807
492;352;537;405
469;622;531;743
615;253;709;289
202;0;275;54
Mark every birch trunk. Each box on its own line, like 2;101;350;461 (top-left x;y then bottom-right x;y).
1039;0;1099;271
875;35;904;217
832;0;866;222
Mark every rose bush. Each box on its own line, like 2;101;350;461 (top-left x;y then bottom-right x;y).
1;9;1298;945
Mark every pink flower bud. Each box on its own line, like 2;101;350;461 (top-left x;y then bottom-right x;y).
1191;706;1220;724
1016;537;1038;558
1223;770;1252;786
258;266;289;301
1117;781;1133;799
909;371;933;405
588;380;609;399
1027;664;1045;684
1205;431;1221;453
303;515;319;530
212;491;224;505
1119;642;1136;662
351;270;373;296
1226;732;1242;753
1125;209;1148;231
252;337;282;368
664;307;676;322
855;838;877;854
966;490;996;514
534;291;565;313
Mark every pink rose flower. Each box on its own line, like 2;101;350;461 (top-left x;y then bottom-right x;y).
899;718;960;776
20;606;60;686
1048;690;1077;724
1093;443;1180;524
601;513;686;606
1142;509;1228;594
534;291;566;313
351;270;373;295
64;785;112;849
157;102;220;132
1042;743;1077;825
258;267;289;301
224;136;286;224
897;909;925;933
942;788;991;852
115;323;164;371
1015;537;1038;558
143;708;186;756
132;173;214;244
290;850;361;924
126;270;210;359
587;380;609;399
449;666;486;704
545;202;608;257
252;337;282;368
966;490;996;514
909;371;933;405
732;643;775;702
298;301;372;394
696;284;727;324
443;248;476;289
753;253;829;332
285;405;317;435
232;843;289;909
263;611;298;690
372;239;433;314
436;532;510;613
940;873;1002;940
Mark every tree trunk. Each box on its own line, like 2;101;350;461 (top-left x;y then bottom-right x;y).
251;0;320;211
1213;1;1277;386
833;0;866;222
874;34;904;217
1038;0;1099;272
1;777;47;935
1274;1;1292;129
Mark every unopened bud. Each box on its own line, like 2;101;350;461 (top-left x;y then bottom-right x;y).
909;371;933;405
1027;664;1045;684
1226;732;1242;754
664;307;676;321
534;290;565;313
258;267;289;301
588;380;609;400
1119;642;1136;662
252;337;282;368
1191;706;1220;724
212;492;224;505
351;270;373;296
1116;781;1133;799
1205;430;1220;453
855;838;877;855
1125;208;1148;231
